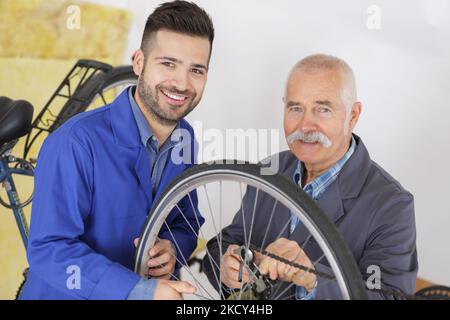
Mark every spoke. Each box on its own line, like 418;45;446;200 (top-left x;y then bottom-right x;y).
195;186;233;296
314;254;325;265
100;92;108;105
201;185;226;299
270;213;314;299
216;181;241;299
202;185;220;248
308;259;339;293
239;183;248;254
273;281;296;300
273;214;294;243
161;220;215;300
218;181;233;299
172;203;223;295
280;293;298;300
186;193;222;273
245;188;259;255
238;277;246;300
270;248;303;299
241;206;294;300
301;234;313;249
190;292;213;300
218;182;227;298
144;252;212;300
160;231;212;300
181;194;226;300
260;199;278;250
272;252;326;300
219;182;223;256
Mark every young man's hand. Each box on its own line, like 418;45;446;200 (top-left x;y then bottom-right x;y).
154;279;196;300
134;238;177;279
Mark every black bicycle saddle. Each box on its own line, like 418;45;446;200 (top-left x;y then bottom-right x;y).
0;96;34;146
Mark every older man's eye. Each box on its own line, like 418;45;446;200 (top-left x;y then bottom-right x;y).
288;106;301;112
319;107;332;113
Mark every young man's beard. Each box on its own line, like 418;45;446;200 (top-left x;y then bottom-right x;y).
137;75;198;127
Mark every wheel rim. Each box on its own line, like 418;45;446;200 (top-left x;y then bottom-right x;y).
134;162;367;300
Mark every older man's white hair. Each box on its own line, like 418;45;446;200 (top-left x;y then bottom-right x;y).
289;54;358;134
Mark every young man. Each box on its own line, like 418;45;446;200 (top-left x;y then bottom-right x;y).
21;1;214;300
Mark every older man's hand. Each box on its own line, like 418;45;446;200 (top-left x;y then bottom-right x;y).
220;244;252;289
134;238;177;279
258;238;317;292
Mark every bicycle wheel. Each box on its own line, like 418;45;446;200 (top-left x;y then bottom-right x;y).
134;161;368;300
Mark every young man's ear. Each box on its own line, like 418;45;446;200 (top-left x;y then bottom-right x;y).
132;49;145;76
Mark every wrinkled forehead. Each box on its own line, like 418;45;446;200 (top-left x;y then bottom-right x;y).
285;68;346;104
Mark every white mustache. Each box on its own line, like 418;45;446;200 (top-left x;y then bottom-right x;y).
286;130;332;148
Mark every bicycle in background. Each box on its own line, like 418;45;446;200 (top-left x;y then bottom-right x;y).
1;59;137;250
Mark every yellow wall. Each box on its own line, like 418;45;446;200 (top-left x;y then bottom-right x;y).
0;0;131;299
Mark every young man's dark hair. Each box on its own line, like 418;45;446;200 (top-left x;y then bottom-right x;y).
140;1;214;57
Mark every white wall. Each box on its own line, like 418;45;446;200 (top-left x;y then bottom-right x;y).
94;0;450;285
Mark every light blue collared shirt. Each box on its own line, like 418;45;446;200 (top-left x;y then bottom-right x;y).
291;136;357;300
128;86;182;197
127;86;182;300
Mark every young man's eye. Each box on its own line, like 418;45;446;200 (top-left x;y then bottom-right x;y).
162;61;175;68
191;68;204;75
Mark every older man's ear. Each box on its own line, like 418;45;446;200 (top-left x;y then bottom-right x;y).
348;101;362;133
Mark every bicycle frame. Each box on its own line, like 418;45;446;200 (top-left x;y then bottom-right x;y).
0;156;33;248
2;60;132;253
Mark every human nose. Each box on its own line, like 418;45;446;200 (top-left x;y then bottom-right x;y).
168;68;190;92
297;109;317;132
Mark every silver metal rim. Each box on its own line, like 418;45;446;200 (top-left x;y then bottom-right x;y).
134;168;351;300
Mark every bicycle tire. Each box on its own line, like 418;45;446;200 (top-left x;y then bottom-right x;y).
134;161;368;300
415;286;450;300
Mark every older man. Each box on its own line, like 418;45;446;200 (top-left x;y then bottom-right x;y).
204;54;418;299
